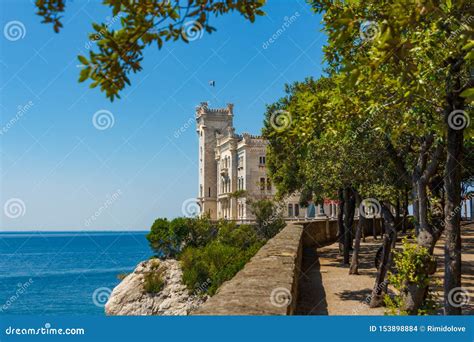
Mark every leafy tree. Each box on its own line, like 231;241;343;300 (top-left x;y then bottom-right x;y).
35;0;266;100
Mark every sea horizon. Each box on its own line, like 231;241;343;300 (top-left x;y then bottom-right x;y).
0;230;153;315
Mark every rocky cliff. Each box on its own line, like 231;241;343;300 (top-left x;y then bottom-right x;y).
105;258;207;316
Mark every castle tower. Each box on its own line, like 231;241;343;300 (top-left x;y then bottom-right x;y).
196;102;234;219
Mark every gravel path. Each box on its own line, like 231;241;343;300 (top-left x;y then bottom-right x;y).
296;222;474;315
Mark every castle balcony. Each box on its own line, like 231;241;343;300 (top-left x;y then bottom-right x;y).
218;192;231;199
220;167;228;176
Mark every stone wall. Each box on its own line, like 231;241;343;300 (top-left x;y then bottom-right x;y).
194;223;304;315
194;218;383;315
302;217;383;248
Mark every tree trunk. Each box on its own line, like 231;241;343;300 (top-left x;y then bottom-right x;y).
402;187;409;234
370;204;396;307
350;191;365;274
343;187;353;265
444;56;464;315
338;188;345;255
372;216;377;240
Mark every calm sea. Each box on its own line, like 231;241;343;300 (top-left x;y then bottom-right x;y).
0;231;152;315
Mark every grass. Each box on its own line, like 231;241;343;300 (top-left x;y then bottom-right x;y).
143;268;165;294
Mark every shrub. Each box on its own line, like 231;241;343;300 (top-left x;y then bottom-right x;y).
186;215;216;247
249;199;286;239
216;221;260;249
147;218;174;259
180;240;263;295
147;217;204;258
143;269;165;294
384;238;438;315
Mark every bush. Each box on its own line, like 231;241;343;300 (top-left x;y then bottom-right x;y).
147;217;208;258
216;221;260;249
249;199;286;239
180;240;263;295
143;269;165;294
384;238;438;315
146;217;266;296
186;216;217;247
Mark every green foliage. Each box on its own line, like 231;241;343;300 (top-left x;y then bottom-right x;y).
146;216;216;258
384;238;438;315
146;217;264;295
249;199;286;240
180;240;263;295
216;222;259;249
143;268;165;294
36;0;266;100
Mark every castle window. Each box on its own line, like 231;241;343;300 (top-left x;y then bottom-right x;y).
288;203;294;217
208;187;211;197
260;177;265;190
259;156;266;165
295;204;300;217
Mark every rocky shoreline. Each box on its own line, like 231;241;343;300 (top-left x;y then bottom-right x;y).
105;259;208;316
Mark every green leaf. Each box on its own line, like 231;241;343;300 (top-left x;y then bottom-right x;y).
78;55;89;65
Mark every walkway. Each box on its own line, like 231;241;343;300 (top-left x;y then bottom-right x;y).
296;222;474;315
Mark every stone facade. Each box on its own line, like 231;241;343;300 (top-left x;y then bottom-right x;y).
196;102;336;221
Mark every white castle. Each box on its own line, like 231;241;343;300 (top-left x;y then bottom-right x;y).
195;102;338;221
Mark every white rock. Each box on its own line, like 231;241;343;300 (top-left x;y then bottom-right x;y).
105;259;208;316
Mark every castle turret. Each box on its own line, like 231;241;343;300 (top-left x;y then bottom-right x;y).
196;102;234;219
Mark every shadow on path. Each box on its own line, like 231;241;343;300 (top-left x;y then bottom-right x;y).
295;247;328;315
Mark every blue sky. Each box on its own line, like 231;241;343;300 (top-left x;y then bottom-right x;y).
0;0;326;230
